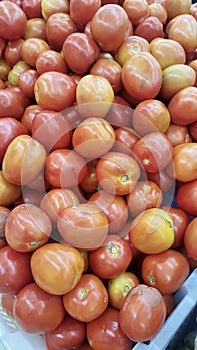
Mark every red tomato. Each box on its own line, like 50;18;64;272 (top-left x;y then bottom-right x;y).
70;0;101;25
106;96;133;129
165;124;192;146
176;179;197;216
162;294;175;319
142;249;190;294
0;245;33;294
31;243;84;295
119;284;166;342
57;203;109;250
17;69;39;99
4;38;24;67
80;159;99;193
20;104;43;132
20;38;49;67
0;89;25;119
123;0;149;26
5;204;52;253
0;206;10;248
129;208;174;254
0;1;27;40
35;49;68;74
87;307;132;350
44;315;86;350
108;271;139;310
96;152;140;195
148;3;167;24
135;16;164;42
184;217;197;261
13;282;65;334
63;274;109;322
89;236;132;279
116;35;150;67
170;143;197;182
147;169;175;193
89;189;128;233
112;127;139;155
168;87;197;125
0;170;21;207
23;17;46;40
122;52;162;101
1;293;16;319
132;132;173;173
41;0;69;21
22;0;42;18
189;120;197;141
2;135;46;186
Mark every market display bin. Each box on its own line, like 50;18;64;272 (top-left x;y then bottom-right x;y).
0;269;196;350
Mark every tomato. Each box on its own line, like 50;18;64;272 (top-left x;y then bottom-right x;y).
17;69;39;99
170;143;197;182
90;57;122;93
2;135;46;186
122;52;162;101
5;204;52;252
161;206;189;248
96;152;140;195
0;1;27;40
132;132;173;173
57;203;108;250
44;315;86;350
20;104;43;132
123;0;149;26
23;17;46;40
72;117;115;159
0;38;6;59
147;168;175;192
132;99;171;136
63;273;109;322
116;35;150;67
89;190;128;233
34;72;76;111
19;38;49;67
1;293;16;319
164;0;191;20
106;96;133;129
160;64;196;100
126;180;163;218
62;33;100;75
0;245;33;294
80;159;99;193
45;13;77;52
176;180;197;216
129;208;174;254
0;89;25;119
108;272;139;310
31;243;84;295
22;0;42;18
70;0;101;25
0;206;10;248
142;249;190;294
162;294;175;319
35;50;67;75
166;14;197;53
168;87;197;125
91;4;129;52
148;3;167;24
89;236;132;279
0;170;21;207
8;60;30;86
165;124;192;146
40;189;80;226
189;120;197;141
0;58;11;81
112;127;139;155
135;16;164;43
13;282;65;334
76;74;114;119
188;59;197;87
87;307;132;350
184;217;197;261
41;0;69;21
119;284;166;342
31;110;72;151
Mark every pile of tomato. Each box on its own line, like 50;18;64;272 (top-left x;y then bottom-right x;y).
0;0;197;349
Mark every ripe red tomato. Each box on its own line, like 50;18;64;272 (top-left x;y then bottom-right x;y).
57;203;108;250
170;143;197;182
96;152;140;195
116;35;150;67
142;249;190;294
106;96;133;129
0;245;33;294
119;284;166;342
70;0;101;25
0;206;10;248
123;0;149;26
0;89;25;119
122;52;162;101
168;87;197;125
108;272;139;310
189;120;197;141
30;243;84;295
35;49;68;74
80;159;99;193
5;204;52;252
176;180;197;216
44;315;86;350
22;0;42;18
87;307;132;350
89;237;132;279
165;124;192;146
63;274;109;322
135;16;164;43
20;104;43;132
13;282;65;334
112;127;139;155
184;217;197;260
20;38;49;67
0;1;27;40
129;208;174;254
18;69;39;99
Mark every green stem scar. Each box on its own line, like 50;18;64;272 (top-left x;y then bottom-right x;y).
121;174;129;183
79;289;88;299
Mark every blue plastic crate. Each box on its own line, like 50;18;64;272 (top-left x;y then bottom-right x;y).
0;269;196;350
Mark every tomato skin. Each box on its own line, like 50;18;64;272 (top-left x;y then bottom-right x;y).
0;1;27;40
89;237;132;279
80;159;99;193
119;284;166;342
87;307;132;350
70;0;101;25
30;243;84;295
165;124;192;146
108;272;139;310
63;274;109;322
96;152;141;195
13;282;65;334
135;16;164;43
0;89;25;119
184;217;197;261
1;294;16;319
164;0;191;20
123;0;149;26
189;120;197;141
112;127;139;155
2;135;46;186
0;171;21;207
129;208;174;254
17;69;39;99
0;206;10;248
176;180;197;216
0;245;33;294
149;3;167;24
106;96;132;129
162;294;175;319
142;249;190;294
44;315;86;350
57;203;108;250
168;87;197;125
122;52;162;101
22;0;42;18
23;17;46;40
5;204;52;253
171;143;197;182
21;104;43;132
